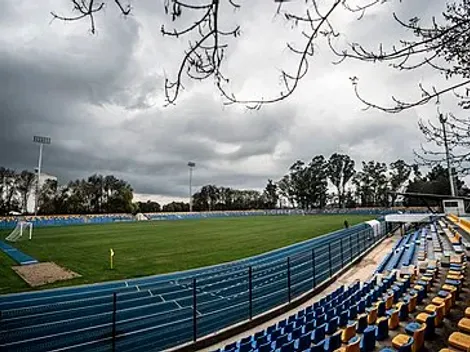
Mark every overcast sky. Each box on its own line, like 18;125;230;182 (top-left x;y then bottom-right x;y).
0;0;463;204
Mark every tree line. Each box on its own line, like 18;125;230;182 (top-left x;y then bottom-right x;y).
1;154;468;215
0;168;134;215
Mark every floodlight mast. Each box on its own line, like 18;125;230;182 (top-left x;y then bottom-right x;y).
188;162;196;212
33;136;51;216
439;114;456;197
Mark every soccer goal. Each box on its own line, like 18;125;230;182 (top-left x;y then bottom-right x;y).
6;221;33;242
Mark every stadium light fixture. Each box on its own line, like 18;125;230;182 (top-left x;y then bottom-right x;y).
188;162;196;212
33;135;51;216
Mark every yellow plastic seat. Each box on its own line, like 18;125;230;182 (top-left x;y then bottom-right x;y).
334;337;361;352
443;286;458;306
409;293;418;313
449;270;463;275
341;323;356;343
449;331;470;351
465;307;470;318
367;306;378;325
388;309;400;330
425;303;445;326
392;335;414;351
448;274;464;281
459;318;470;334
386;294;394;310
432;295;452;315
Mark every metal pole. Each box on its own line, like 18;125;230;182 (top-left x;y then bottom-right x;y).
112;292;117;352
189;167;193;212
249;266;253;320
287;257;291;303
440;114;456;196
192;278;197;341
328;244;332;278
312;248;316;288
356;233;360;255
35;143;43;216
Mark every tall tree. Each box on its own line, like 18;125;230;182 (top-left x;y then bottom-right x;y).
16;170;36;213
389;160;412;206
327;153;356;208
263;180;278;209
354;161;388;207
277;175;295;208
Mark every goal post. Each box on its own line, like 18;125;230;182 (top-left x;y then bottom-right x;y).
5;221;33;242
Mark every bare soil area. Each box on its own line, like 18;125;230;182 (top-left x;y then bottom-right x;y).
12;262;81;287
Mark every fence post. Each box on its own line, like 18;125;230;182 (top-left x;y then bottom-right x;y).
193;278;197;342
311;248;316;288
328;244;332;278
112;292;117;352
287;257;291;303
249;266;253;320
356;233;360;255
340;239;344;268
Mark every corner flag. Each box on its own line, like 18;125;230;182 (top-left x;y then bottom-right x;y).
110;248;115;269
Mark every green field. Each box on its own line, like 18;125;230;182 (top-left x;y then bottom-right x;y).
0;214;374;294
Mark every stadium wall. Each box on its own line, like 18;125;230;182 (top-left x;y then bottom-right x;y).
0;207;430;230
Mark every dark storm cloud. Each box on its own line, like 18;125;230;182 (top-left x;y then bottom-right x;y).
0;0;446;202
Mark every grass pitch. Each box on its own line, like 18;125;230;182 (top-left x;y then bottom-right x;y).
0;214;374;294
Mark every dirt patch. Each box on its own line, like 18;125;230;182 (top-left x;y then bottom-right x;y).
12;262;81;287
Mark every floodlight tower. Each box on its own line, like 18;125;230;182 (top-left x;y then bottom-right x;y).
33;135;51;216
439;114;456;197
188;162;196;212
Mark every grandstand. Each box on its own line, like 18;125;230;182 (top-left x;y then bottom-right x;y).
1;210;469;352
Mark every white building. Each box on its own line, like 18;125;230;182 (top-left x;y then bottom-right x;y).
26;172;58;214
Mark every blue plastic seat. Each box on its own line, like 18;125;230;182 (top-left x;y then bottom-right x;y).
404;322;421;335
326;317;339;335
257;341;272;352
291;326;302;340
304;320;315;334
349;304;358;320
239;341;253;352
324;331;342;352
339;310;349;327
270;329;282;341
280;340;295;352
361;325;376;352
283;323;294;335
255;335;269;346
375;317;389;341
296;332;312;351
316;313;326;326
309;339;325;352
275;334;289;348
313;323;326;344
357;314;368;334
376;300;386;317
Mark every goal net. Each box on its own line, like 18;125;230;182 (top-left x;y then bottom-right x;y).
6;221;33;242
